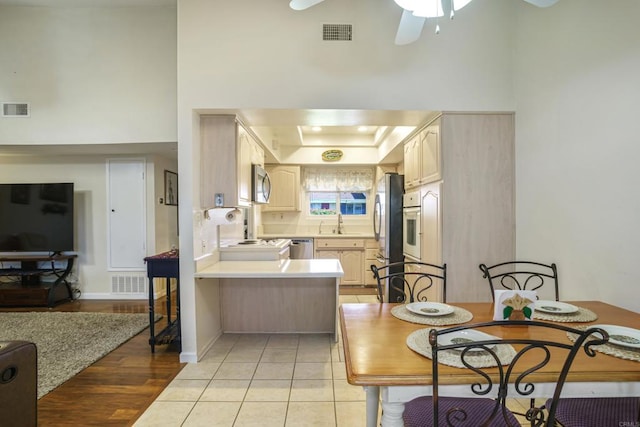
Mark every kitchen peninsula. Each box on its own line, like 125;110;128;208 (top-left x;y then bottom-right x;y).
195;258;344;341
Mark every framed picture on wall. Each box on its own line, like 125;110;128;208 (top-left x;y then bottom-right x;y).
164;170;178;206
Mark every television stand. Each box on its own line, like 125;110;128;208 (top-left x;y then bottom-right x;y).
0;254;77;307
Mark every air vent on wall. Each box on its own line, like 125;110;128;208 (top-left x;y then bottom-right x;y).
323;24;352;41
2;102;30;117
111;274;147;295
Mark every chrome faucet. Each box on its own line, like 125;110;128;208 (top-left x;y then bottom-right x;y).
337;213;344;234
319;220;324;234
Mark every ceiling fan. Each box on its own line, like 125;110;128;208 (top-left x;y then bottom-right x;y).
289;0;560;45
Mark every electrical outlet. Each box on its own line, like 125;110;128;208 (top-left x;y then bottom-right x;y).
215;193;224;207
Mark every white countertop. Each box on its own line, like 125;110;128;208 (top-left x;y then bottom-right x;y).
259;233;375;240
219;238;291;252
194;259;344;278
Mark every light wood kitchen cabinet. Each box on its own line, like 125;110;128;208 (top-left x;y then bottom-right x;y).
404;119;442;190
200;115;261;209
262;165;300;212
420;119;441;184
364;239;380;287
237;125;253;205
403;135;421;189
250;139;264;166
315;238;364;286
414;113;515;303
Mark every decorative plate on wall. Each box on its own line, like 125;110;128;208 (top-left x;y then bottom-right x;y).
322;149;343;162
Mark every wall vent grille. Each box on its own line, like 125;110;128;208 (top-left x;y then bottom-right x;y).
2;102;30;117
111;274;147;294
323;24;352;41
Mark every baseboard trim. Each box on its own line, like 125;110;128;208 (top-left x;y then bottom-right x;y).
80;292;147;300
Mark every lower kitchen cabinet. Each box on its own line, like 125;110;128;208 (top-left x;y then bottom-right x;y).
364;239;380;287
315;238;364;286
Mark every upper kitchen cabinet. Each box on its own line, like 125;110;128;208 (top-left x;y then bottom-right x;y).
201;115;262;209
403;134;421;189
262;165;301;212
404;118;442;190
250;138;265;167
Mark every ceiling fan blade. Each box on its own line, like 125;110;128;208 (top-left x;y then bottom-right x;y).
395;10;426;45
522;0;560;7
289;0;326;11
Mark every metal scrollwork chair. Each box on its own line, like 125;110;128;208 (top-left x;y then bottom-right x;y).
479;261;559;301
402;320;609;427
370;261;446;303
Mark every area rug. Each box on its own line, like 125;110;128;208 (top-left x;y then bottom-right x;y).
0;311;155;398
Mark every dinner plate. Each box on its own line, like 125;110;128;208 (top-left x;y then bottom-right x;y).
592;324;640;349
437;330;500;352
535;300;579;314
406;302;455;317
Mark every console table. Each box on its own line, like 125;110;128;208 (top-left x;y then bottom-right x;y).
0;254;76;307
144;250;180;353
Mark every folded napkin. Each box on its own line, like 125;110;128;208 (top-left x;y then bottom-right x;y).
493;290;536;321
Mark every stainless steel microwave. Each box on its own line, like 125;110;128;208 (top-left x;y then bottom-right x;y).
252;164;271;204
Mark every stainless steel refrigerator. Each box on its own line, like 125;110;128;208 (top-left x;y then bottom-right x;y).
372;173;404;302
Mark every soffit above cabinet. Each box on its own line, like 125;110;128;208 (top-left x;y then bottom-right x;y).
196;108;440;165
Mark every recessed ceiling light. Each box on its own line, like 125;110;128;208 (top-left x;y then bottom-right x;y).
357;126;368;132
311;126;322;132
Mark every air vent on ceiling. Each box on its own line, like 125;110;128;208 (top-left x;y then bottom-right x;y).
2;102;30;117
323;24;352;41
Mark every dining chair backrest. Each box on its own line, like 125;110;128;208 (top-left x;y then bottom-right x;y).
370;261;446;303
417;320;608;427
479;261;559;301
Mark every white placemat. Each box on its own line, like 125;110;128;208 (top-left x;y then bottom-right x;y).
391;304;473;326
567;327;640;363
533;306;598;323
406;327;516;369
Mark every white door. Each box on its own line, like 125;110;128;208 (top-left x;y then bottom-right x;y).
108;159;146;270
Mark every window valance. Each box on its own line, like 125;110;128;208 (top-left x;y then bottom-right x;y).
303;167;374;192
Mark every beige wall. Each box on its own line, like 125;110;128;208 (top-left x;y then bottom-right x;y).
514;0;640;311
0;5;177;145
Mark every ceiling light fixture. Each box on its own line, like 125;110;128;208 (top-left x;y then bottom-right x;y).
311;126;322;132
357;126;368;132
395;0;444;18
394;0;475;33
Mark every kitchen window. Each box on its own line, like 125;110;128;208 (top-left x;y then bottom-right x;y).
309;191;367;216
303;167;373;217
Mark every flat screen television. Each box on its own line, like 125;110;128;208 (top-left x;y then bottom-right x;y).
0;183;75;253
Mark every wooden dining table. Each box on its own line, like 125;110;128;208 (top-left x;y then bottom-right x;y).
339;301;640;427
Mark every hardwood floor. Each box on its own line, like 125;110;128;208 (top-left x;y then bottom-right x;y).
1;297;184;427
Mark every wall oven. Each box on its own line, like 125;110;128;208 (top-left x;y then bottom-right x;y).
403;191;421;260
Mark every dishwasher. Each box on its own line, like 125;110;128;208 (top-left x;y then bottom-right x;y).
289;238;314;259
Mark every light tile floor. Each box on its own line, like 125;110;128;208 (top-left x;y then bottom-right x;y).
134;294;531;426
